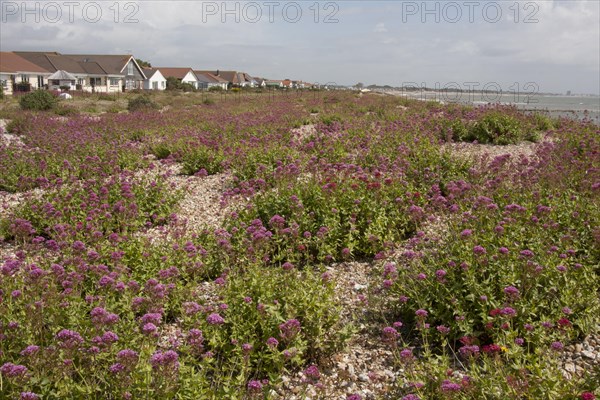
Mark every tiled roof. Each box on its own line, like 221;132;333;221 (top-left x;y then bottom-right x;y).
155;67;195;80
0;52;51;73
64;54;134;75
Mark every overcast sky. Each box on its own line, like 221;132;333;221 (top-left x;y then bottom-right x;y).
1;0;599;94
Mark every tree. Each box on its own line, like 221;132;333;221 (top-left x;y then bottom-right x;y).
136;58;152;68
355;82;364;89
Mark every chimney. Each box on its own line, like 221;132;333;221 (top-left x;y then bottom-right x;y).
216;70;220;76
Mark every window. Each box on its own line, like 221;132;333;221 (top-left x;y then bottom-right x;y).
78;78;85;86
152;81;158;89
90;77;102;86
20;74;29;83
110;78;120;86
161;81;165;88
51;80;60;86
127;63;133;76
0;80;7;89
37;75;44;88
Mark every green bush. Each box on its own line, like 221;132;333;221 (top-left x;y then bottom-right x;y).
127;95;158;112
208;86;223;92
180;145;224;175
54;105;79;116
19;90;57;111
467;112;524;145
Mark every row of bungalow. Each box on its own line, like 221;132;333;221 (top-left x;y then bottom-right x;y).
0;51;313;95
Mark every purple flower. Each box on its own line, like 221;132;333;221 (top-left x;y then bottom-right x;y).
514;338;524;346
207;313;225;325
109;363;126;374
436;325;450;334
1;363;29;379
400;348;414;360
347;395;362;400
519;249;534;258
266;337;279;349
183;302;202;315
101;331;119;344
20;393;40;400
415;309;428;318
247;379;263;393
279;319;301;341
557;265;567;272
503;286;520;298
141;313;162;325
473;245;487;255
20;345;40;357
435;269;447;279
303;365;320;383
500;307;516;317
11;289;22;298
56;329;83;349
72;241;86;252
382;326;399;343
460;229;472;237
402;396;420;400
523;323;534;331
441;379;462;392
150;350;179;371
458;345;480;357
242;343;253;353
282;262;295;271
551;341;563;351
117;349;139;366
142;323;158;335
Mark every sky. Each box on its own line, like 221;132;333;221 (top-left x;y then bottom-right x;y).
1;0;599;95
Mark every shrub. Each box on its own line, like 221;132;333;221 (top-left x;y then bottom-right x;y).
54;105;79;116
467;112;524;145
127;95;158;112
208;86;223;92
98;93;118;101
19;90;57;111
180;145;224;175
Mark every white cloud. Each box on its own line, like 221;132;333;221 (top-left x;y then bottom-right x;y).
373;22;387;33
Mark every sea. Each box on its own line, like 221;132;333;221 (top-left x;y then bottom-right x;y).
382;90;600;125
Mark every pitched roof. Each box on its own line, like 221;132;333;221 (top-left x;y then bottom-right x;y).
63;54;135;75
193;71;228;84
47;70;77;80
14;52;142;77
14;51;86;74
197;70;240;84
143;68;164;80
0;52;50;73
155;67;195;80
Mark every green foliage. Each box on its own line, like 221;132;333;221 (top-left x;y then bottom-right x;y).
166;77;196;92
19;90;57;111
54;104;79;116
180;145;225;176
127;95;158;112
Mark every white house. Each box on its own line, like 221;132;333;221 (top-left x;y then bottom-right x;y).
143;68;167;90
194;71;228;91
0;51;51;95
156;67;199;89
14;52;146;93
